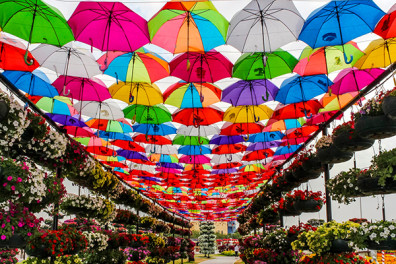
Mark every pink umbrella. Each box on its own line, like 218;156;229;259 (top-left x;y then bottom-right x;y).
179;155;211;164
64;126;95;138
68;2;149;68
330;68;385;95
170;51;233;83
305;111;342;125
52;76;111;102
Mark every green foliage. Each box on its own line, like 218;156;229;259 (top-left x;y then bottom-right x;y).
83;249;127;264
371;148;396;186
326;168;364;204
20;255;82;264
198;222;216;257
221;250;236;256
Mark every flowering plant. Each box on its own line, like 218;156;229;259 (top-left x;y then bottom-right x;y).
62;140;95;180
154;221;170;234
326;168;364;204
333;120;355;137
114;209;138;225
82;231;109;252
361;221;396;244
124;247;150;261
139;216;155;229
354;91;387;120
21;255;83;264
60;194;116;223
286;190;324;204
315;135;333;149
287;223;316;236
370;148;396;186
0;248;18;264
84;248;127;264
349;218;368;224
0;202;41;242
300;252;373;264
252;248;299;264
62;217;101;232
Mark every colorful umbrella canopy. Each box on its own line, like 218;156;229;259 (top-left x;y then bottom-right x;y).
148;1;228;53
0;0;74;47
73;101;124;120
163;82;221;108
3;70;58;97
210;135;244;145
178;145;211;155
173;135;210;146
232;50;298;80
52;76;111;102
109;82;163;106
223;105;273;123
227;0;304;52
123;104;171;124
272;100;323;120
111;140;145;153
263;118;304;132
86;119;133;133
173;107;224;126
0;39;39;71
354;38;396;69
68;2;149;53
330;68;385;95
102;51;169;83
133;122;176;136
170;51;233;83
299;0;384;48
29;96;78;116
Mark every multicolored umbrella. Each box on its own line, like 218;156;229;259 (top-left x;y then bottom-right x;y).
354;38;396;69
227;0;304;52
109;82;163;106
148;1;228;53
46;114;87;128
68;2;149;53
86;119;133;133
247;131;284;143
263;118;304;132
232;50;298;80
29;96;78;116
170;51;233;83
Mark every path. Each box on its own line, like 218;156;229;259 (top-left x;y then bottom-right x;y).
200;256;239;264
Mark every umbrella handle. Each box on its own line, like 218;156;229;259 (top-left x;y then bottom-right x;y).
62;85;71;96
99;58;109;71
262;90;270;102
243;134;250;142
200;94;204;103
24;49;34;66
192;117;200;128
303;110;313;119
343;53;354;64
227;154;233;162
254;115;260;123
150;145;156;154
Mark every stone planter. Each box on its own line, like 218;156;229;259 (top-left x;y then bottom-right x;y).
382;96;396;120
333;131;374;152
293;199;322;213
367;238;396;250
317;145;353;164
329;239;352;253
355;115;396;140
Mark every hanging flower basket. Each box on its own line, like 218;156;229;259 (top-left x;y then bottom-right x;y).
0;234;26;249
316;145;353;164
0;100;9;122
25;243;50;258
367;238;396;250
280;203;301;217
382;96;396;120
355;115;396;140
293;199;322;213
292;166;321;182
357;173;396;195
333;131;374;152
329;239;352;253
301;156;322;174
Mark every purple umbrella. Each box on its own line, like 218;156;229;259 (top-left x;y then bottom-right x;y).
222;79;279;106
330;68;385;95
52;76;111;102
117;149;148;161
209;135;244;145
46;114;87;127
157;162;184;170
68;2;149;54
211;168;238;175
246;141;282;151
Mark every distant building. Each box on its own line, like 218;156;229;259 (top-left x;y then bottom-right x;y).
192;221;228;235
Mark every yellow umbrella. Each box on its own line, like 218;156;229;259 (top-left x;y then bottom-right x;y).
223;105;273;123
319;92;360;112
354;38;396;69
109;81;163;106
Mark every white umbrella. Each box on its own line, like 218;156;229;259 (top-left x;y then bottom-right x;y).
227;0;304;52
177;125;220;137
74;100;124;120
145;144;178;155
211;154;243;164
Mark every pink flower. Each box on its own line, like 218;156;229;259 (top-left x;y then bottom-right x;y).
17;178;22;183
27;232;32;237
1;235;6;240
18;222;23;227
2;183;6;187
1;224;5;228
11;186;15;191
7;176;12;181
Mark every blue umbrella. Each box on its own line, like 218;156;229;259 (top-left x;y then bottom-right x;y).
248;131;285;143
3;70;58;97
276;74;332;104
117;149;148;160
178;145;212;155
46;114;87;127
98;131;133;141
299;0;384;60
274;145;301;156
210;135;244;145
133;122;176;135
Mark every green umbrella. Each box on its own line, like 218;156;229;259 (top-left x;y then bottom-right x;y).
232;49;298;80
123;104;171;124
173;135;210;146
0;0;74;64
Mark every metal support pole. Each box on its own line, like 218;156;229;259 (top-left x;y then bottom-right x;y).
279;211;284;227
136;209;140;234
322;127;332;222
52;167;61;231
382;195;386;221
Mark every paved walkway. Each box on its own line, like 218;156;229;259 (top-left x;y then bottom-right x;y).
200;256;239;264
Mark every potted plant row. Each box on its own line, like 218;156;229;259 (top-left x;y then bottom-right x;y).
315;135;353;164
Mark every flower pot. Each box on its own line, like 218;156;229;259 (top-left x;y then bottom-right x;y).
281;204;301;217
0;100;9;122
26;244;50;258
357;174;396;195
355;115;396;140
317;145;353;164
382;96;396;120
329;239;352;253
286;234;299;244
293;199;322;213
367;238;396;250
0;234;26;249
333;131;374;152
302;157;323;174
293;167;321;182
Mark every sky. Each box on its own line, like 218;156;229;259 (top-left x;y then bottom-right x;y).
2;0;396;223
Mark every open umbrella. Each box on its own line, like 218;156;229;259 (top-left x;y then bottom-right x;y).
178;145;211;155
170;51;233;83
222;79;279;106
111;140;145;153
52;76;111;102
86;119;133;133
232;50;298;80
180;155;211;164
133;122;177;136
132;134;172;145
2;70;58;97
109;81;163;106
102;51;169;83
212;144;246;155
68;2;149;54
123;104;171;124
246;141;281;151
173;135;210;146
220;122;264;136
223;105;273;123
354;38;396;69
247;131;284;142
74;101;124;120
177;125;220;137
29;96;78;116
210;135;244;145
0;38;39;71
173;107;224;126
263;118;304;132
148;1;228;53
46;114;86;128
0;0;74;55
374;4;396;39
275;74;332;104
299;0;384;60
227;0;304;52
163;82;221;108
272;100;323;120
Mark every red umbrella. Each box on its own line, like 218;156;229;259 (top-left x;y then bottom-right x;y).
285;126;319;139
374;4;396;39
132;134;172;145
271;100;322;120
172;107;224;126
212;144;247;154
243;149;275;161
213;162;242;170
111;140;145;152
280;137;310;146
64;126;95;137
0;39;39;71
220;122;264;136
